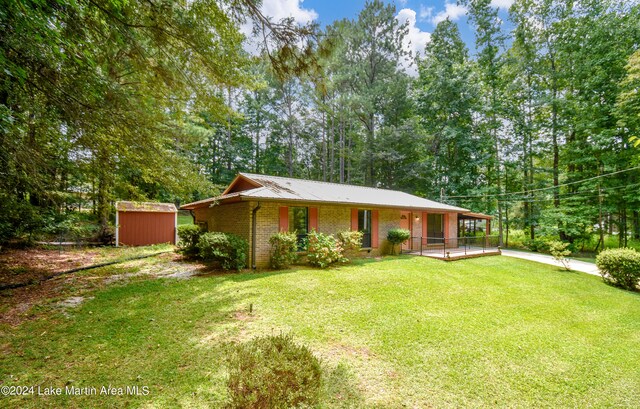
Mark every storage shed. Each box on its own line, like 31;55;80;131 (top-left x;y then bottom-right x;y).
115;201;177;246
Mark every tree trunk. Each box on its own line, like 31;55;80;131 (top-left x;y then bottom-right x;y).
494;124;503;247
95;145;113;230
322;108;327;182
329;106;335;183
366;113;375;186
339;113;345;183
254;91;261;173
226;88;233;171
346;136;352;184
598;183;604;252
608;213;613;235
505;203;509;248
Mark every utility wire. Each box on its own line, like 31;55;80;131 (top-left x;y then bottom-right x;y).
490;182;640;203
447;165;640;199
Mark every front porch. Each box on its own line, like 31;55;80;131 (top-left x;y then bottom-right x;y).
400;235;501;261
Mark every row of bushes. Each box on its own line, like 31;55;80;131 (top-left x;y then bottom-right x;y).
178;226;413;271
270;230;363;269
269;228;412;269
177;225;248;270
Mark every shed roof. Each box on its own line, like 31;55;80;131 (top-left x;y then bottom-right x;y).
181;173;468;212
116;201;177;213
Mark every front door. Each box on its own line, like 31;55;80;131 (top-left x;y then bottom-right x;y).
400;211;412;249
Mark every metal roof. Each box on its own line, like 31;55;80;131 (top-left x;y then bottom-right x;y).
181;173;468;212
116;201;177;213
459;211;493;220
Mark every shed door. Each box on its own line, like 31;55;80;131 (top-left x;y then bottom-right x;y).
118;212;176;246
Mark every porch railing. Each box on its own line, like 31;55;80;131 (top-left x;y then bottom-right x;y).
400;235;500;257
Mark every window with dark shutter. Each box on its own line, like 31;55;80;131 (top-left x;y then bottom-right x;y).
289;207;309;250
358;209;372;248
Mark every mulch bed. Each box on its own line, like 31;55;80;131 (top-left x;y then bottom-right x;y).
0;248;101;289
0;250;213;326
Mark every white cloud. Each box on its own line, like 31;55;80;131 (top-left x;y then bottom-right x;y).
241;0;318;55
431;2;468;25
398;0;408;5
260;0;318;24
490;0;515;9
397;8;432;77
418;5;433;22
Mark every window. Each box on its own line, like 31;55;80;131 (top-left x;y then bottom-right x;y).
427;214;444;244
358;209;372;248
289;207;308;250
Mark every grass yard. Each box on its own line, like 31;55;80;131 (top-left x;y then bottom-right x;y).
1;255;639;407
178;210;193;225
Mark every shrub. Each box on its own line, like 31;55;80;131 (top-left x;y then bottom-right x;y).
548;240;571;270
387;228;411;255
225;334;322;409
596;248;640;291
524;238;550;253
197;232;248;270
269;231;299;269
306;230;344;268
177;224;202;256
336;230;363;259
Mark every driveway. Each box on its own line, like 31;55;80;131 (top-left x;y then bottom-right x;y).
501;249;600;277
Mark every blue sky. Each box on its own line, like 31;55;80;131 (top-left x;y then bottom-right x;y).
257;0;515;59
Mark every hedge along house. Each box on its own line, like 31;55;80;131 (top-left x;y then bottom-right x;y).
180;173;491;268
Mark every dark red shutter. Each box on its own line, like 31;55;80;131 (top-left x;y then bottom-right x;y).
444;213;450;239
371;210;379;248
351;208;358;231
422;212;427;238
309;207;318;232
279;207;289;232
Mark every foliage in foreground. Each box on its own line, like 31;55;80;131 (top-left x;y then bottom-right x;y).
336;230;364;259
197;232;248;271
177;225;203;256
225;334;322;409
596;248;640;291
306;230;346;268
269;231;299;269
548;240;572;271
387;228;411;255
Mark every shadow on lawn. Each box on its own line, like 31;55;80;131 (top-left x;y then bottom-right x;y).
2;260;366;408
2;275;249;407
222;256;391;284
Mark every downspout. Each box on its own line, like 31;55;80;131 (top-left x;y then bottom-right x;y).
189;210;196;224
251;202;262;269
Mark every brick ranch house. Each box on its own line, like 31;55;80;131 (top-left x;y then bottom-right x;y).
180;173;492;268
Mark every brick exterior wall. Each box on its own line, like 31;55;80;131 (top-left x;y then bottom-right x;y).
195;200;459;269
193;202;251;240
251;201;280;268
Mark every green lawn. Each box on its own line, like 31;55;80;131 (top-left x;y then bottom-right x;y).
178;211;193;226
1;256;639;407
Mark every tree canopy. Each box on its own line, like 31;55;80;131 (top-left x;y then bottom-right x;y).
1;0;639;247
